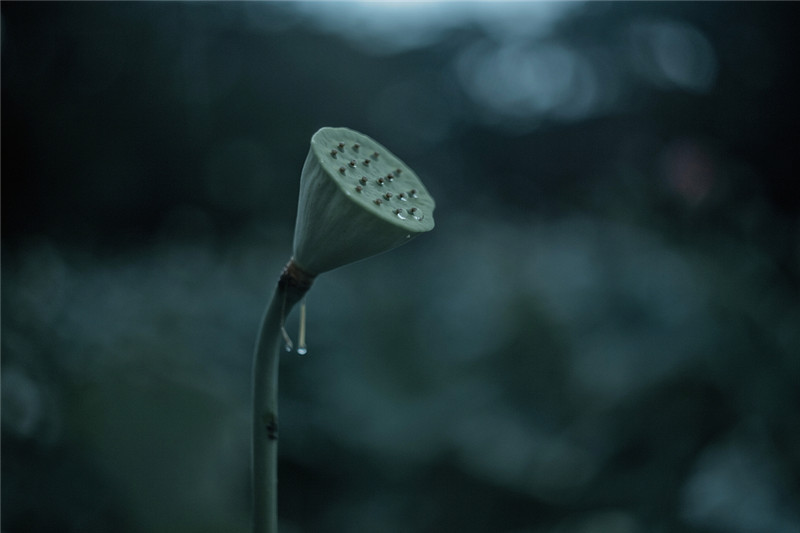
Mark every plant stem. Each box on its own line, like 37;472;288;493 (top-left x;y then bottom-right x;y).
252;261;314;533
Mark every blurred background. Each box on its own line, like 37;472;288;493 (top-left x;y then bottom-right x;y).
2;2;799;532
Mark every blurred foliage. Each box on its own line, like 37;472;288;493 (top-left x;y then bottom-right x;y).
2;2;799;533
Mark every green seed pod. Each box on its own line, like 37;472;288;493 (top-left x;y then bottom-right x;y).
292;127;435;275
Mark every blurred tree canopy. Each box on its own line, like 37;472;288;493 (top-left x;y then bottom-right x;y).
2;3;799;533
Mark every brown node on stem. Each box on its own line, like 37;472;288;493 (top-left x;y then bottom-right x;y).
279;260;316;296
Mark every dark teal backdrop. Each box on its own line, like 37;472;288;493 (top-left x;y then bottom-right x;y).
3;3;799;532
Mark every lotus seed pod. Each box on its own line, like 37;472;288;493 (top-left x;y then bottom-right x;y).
292;127;435;275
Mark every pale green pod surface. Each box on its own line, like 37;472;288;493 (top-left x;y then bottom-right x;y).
292;127;436;275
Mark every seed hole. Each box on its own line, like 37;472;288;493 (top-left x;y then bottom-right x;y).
374;199;382;205
339;167;346;174
353;143;360;151
330;150;337;158
355;185;363;192
384;192;393;200
359;176;368;185
337;142;345;151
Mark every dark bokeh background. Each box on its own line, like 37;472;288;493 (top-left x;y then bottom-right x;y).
3;3;799;532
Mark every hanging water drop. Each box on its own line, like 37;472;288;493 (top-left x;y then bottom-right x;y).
281;293;293;351
296;300;308;356
281;326;293;352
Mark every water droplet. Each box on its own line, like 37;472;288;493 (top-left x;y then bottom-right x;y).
349;160;356;167
386;173;394;182
409;189;418;198
398;193;407;201
409;207;424;221
297;300;308;356
280;295;294;351
377;178;385;185
281;324;294;352
394;209;407;220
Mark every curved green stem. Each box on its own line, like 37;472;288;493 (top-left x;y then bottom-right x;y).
252;261;314;533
